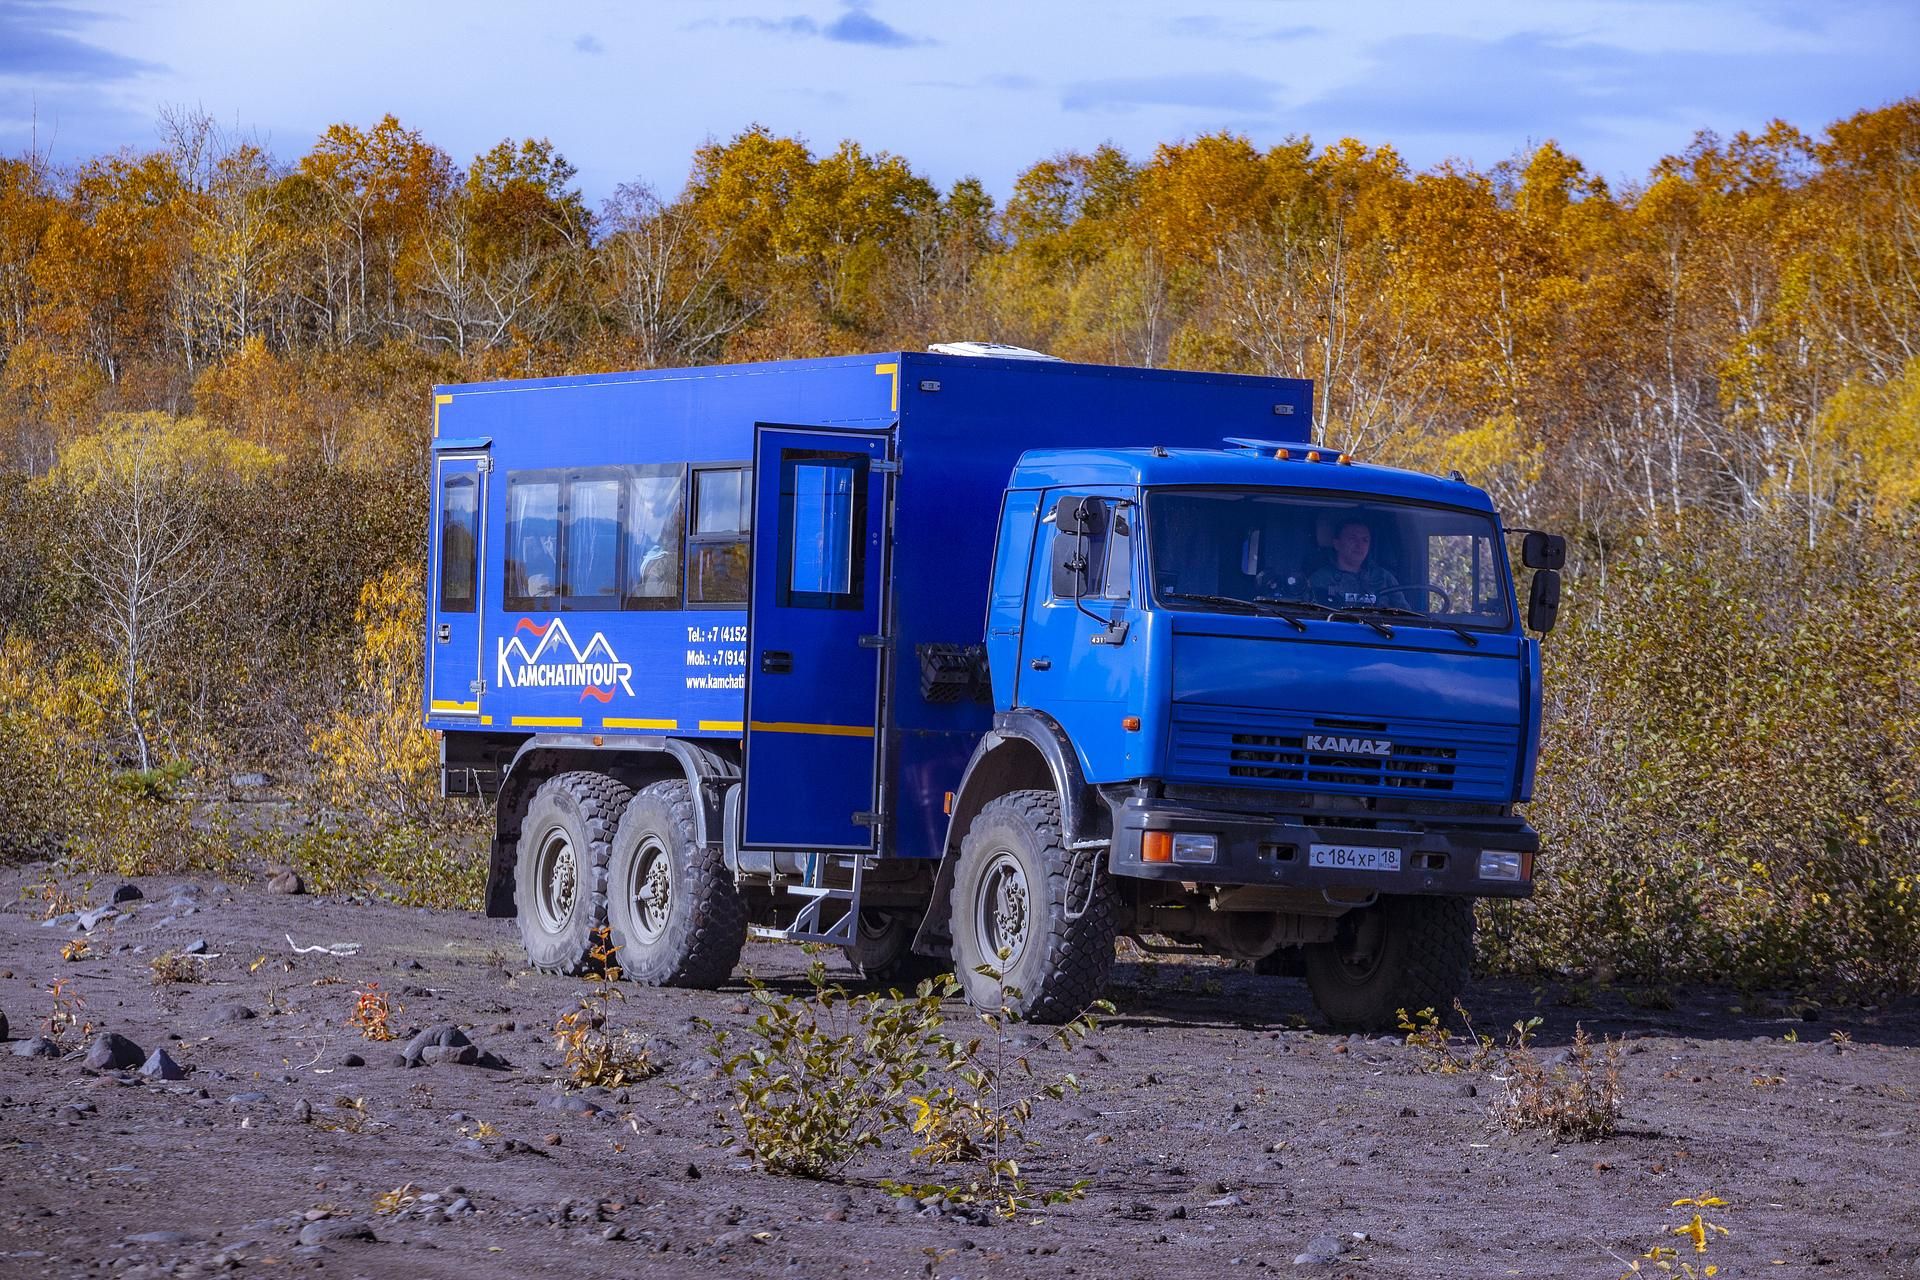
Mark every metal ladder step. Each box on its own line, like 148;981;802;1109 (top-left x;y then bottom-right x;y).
748;851;867;947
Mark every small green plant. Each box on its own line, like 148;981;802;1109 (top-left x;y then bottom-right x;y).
883;962;1108;1219
706;962;957;1178
43;976;90;1046
554;931;660;1088
1619;1194;1731;1277
149;950;201;985
109;759;193;800
1398;1000;1539;1075
1491;1024;1623;1140
348;981;397;1041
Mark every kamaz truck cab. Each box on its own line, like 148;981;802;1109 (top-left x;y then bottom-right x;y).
427;349;1561;1028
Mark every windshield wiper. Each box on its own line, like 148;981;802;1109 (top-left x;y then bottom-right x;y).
1338;603;1479;646
1165;591;1308;633
1258;596;1393;638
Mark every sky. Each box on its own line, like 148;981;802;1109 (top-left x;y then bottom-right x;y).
1;0;1915;204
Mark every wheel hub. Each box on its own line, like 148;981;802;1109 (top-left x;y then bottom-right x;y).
1335;909;1387;981
976;851;1031;969
629;838;672;945
535;829;578;932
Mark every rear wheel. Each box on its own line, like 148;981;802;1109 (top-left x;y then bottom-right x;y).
514;771;633;975
1302;895;1475;1031
949;789;1118;1024
843;910;947;990
606;779;747;987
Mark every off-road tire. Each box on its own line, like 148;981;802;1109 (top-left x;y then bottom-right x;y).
514;771;633;975
605;779;747;988
843;910;949;992
949;789;1119;1024
1302;895;1475;1031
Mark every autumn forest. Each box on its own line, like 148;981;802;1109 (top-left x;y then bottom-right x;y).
1;101;1916;992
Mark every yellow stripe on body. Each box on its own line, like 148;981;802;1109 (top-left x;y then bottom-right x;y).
602;717;678;730
433;393;453;437
698;720;744;733
429;700;478;712
748;721;876;738
511;716;583;728
873;362;899;413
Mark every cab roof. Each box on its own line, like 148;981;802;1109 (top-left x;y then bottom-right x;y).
1007;446;1498;513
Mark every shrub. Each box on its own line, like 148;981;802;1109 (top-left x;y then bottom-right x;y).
883;966;1105;1218
553;932;661;1088
1484;518;1920;996
1491;1025;1623;1140
150;950;201;985
707;963;956;1179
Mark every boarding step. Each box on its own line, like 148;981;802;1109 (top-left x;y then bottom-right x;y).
747;851;868;947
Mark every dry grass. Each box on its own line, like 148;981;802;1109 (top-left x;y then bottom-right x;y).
1491;1025;1624;1140
149;950;201;985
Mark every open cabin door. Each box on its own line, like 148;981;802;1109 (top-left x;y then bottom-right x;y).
427;447;490;718
742;425;892;851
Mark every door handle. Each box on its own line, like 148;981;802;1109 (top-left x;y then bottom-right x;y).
436;624;450;643
1029;657;1051;671
761;650;793;674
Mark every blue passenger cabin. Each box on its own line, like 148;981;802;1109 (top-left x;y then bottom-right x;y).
424;351;1313;864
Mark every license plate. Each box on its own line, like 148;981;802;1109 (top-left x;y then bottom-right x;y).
1309;843;1402;872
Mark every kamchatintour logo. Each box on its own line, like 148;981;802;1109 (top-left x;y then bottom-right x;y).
497;618;634;702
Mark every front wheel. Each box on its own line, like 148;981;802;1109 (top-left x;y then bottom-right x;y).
1302;895;1475;1031
949;790;1118;1024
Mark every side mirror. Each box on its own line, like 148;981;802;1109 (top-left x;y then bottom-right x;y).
1526;568;1561;634
1053;494;1102;536
1521;531;1566;571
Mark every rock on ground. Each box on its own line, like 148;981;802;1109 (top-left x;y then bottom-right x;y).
84;1032;144;1071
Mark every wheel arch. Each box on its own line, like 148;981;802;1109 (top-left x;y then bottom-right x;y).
486;734;741;918
909;710;1108;956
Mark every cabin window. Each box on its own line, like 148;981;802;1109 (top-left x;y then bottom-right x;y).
564;475;622;608
624;464;686;609
505;476;561;610
438;473;478;614
778;455;866;610
686;464;751;605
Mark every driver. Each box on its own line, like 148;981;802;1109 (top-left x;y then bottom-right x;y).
1309;518;1398;607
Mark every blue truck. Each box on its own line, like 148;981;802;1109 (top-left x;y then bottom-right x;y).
425;347;1563;1028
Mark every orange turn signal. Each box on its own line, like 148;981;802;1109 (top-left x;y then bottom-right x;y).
1275;448;1290;460
1338;453;1353;465
1306;450;1322;462
943;790;955;815
1143;832;1172;863
1122;716;1141;731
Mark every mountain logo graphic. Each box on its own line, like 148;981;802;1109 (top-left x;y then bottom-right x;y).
496;617;635;700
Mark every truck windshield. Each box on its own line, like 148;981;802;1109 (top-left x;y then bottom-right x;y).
1146;488;1512;630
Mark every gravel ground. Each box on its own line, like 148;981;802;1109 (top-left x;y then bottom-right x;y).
2;866;1917;1279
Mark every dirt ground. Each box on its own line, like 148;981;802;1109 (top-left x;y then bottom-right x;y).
2;866;1916;1280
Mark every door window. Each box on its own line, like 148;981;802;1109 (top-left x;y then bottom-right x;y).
1049;496;1131;601
439;473;478;613
779;455;866;609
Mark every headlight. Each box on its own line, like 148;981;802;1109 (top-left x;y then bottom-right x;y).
1171;833;1218;864
1478;850;1524;881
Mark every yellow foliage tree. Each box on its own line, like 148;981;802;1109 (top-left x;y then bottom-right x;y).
49;413;279;773
309;562;439;822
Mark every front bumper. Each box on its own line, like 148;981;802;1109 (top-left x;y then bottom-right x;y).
1108;796;1537;899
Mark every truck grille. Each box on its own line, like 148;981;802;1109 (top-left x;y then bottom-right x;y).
1168;707;1517;802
